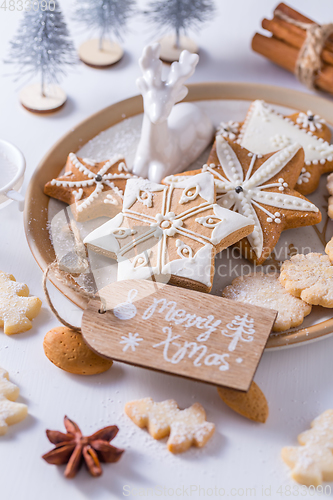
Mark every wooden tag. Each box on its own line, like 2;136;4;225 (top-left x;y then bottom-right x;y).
81;280;277;391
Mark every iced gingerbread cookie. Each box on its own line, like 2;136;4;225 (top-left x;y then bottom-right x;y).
84;173;254;293
125;397;215;454
216;120;240;141
44;153;137;222
0;271;42;335
165;137;321;264
280;252;333;308
235;100;333;195
217;381;268;423
327;173;333;220
222;272;312;332
43;327;113;375
282;410;333;486
0;367;28;435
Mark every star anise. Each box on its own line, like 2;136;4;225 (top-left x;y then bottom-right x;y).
42;416;124;478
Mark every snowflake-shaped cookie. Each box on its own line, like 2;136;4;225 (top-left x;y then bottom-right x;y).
282;410;333;486
236;100;333;195
44;153;137;222
280;253;333;307
165;137;321;264
84;173;254;292
296;111;326;132
222;272;312;332
0;272;42;335
216;120;239;140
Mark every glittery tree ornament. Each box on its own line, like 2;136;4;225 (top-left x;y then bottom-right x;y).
144;0;216;62
6;0;76;112
73;0;136;67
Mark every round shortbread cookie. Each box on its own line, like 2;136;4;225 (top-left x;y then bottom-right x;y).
222;272;312;332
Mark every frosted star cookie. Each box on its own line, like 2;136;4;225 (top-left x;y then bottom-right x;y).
44;154;137;222
327;173;333;219
0;271;42;335
0;367;28;435
165;137;321;264
222;272;312;332
282;410;333;486
125;397;215;454
84;173;254;293
280;253;333;308
235;100;333;195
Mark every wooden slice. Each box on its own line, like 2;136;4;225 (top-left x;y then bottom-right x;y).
78;39;124;68
159;35;199;63
19;84;67;113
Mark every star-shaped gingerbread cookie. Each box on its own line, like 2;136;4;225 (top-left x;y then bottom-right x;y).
235;100;333;195
44;153;137;222
164;137;321;264
84;173;254;293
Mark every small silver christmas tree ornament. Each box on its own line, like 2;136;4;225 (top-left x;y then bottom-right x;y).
144;0;215;63
74;0;135;68
7;0;76;113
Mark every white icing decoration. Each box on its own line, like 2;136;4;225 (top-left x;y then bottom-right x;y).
51;153;134;214
269;134;291;149
73;188;83;201
119;332;143;352
208;136;319;258
113;289;138;320
216;120;239;140
296;111;325;132
297;167;312;185
221;313;255;352
132;43;214;183
238;100;333;184
84;174;252;288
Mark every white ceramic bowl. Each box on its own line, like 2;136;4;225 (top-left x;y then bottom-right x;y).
0;139;26;211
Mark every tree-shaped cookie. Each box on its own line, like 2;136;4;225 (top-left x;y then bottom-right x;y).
125;397;215;453
0;271;42;335
235;100;333;195
0;367;28;435
282;410;333;486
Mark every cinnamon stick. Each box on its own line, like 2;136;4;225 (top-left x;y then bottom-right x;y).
262;17;333;66
275;3;333;45
252;33;333;94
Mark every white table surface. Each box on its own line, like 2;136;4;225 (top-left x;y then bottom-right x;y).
1;1;333;499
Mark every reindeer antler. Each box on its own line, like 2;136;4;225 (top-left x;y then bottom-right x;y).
167;50;199;103
136;43;164;95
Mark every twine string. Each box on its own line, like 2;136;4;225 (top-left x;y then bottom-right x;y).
43;219;97;333
275;9;333;89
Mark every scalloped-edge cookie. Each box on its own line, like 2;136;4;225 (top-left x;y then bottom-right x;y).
282;410;333;486
327;173;333;220
280;253;333;308
222;272;312;332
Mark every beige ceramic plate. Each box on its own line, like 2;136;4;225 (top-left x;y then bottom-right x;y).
24;82;333;350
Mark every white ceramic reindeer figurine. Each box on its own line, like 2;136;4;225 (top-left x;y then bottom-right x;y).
132;43;214;183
